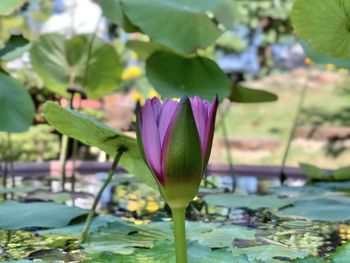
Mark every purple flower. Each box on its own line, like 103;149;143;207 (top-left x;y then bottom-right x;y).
136;96;218;208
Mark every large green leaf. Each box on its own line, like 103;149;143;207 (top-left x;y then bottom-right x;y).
292;0;350;60
299;39;350;69
0;201;87;230
0;35;32;61
146;51;231;101
122;0;235;53
98;0;138;32
204;194;293;210
0;73;35;132
330;241;350;263
42;102;157;189
299;163;330;181
0;0;26;16
230;84;278;103
30;34;122;99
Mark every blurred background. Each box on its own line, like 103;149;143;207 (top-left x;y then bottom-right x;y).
1;0;349;170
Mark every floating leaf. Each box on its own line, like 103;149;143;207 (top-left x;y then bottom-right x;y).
42;102;157;189
0;0;26;16
278;198;350;221
0;35;32;61
330;241;350;263
204;194;293;210
122;0;234;52
0;201;87;230
230;84;278;103
333;166;350;181
292;0;350;60
0;73;35;133
30;34;122;99
146;51;231;101
232;244;309;263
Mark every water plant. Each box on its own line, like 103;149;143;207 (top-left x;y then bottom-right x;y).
136;96;218;262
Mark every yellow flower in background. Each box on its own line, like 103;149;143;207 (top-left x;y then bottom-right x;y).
326;64;335;71
122;66;142;81
130;90;145;105
305;57;312;65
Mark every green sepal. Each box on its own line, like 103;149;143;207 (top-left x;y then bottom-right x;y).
161;97;203;209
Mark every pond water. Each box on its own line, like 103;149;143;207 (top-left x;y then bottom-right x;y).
1;173;350;262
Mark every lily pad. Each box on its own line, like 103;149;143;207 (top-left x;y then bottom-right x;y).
204;194;293;210
232;244;309;263
42;102;157;189
230;84;278;103
0;35;32;61
0;73;35;133
146;51;231;101
0;201;87;230
330;241;350;263
278;198;350;221
122;0;234;52
30;34;122;99
126;40;170;60
292;0;350;60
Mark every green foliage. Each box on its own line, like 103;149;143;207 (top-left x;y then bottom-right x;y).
330;241;350;263
30;34;122;99
292;0;350;60
0;201;87;230
0;0;26;16
0;72;35;133
122;0;235;53
0;124;60;162
146;51;231;101
0;34;31;61
126;40;170;60
230;84;278;103
204;194;292;210
42;101;157;189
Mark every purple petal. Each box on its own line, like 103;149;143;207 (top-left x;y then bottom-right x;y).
150;97;162;123
203;95;219;165
141;99;162;179
190;96;209;156
158;100;179;145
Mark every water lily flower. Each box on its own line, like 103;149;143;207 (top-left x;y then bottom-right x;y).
136;95;218;263
136;96;218;208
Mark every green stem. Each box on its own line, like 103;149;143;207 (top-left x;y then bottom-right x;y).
79;148;125;244
59;135;69;191
172;207;188;263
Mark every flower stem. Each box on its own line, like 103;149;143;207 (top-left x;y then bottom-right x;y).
172;207;188;263
79;148;125;244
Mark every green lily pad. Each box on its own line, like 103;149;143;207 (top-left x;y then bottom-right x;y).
122;0;234;52
230;84;278;103
0;73;35;133
146;51;231;101
30;34;122;99
42;102;157;189
278;198;350;221
292;0;350;60
293;257;326;263
204;194;293;210
0;201;87;230
232;244;309;263
0;0;26;16
330;241;350;263
299;163;330;181
0;35;32;61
